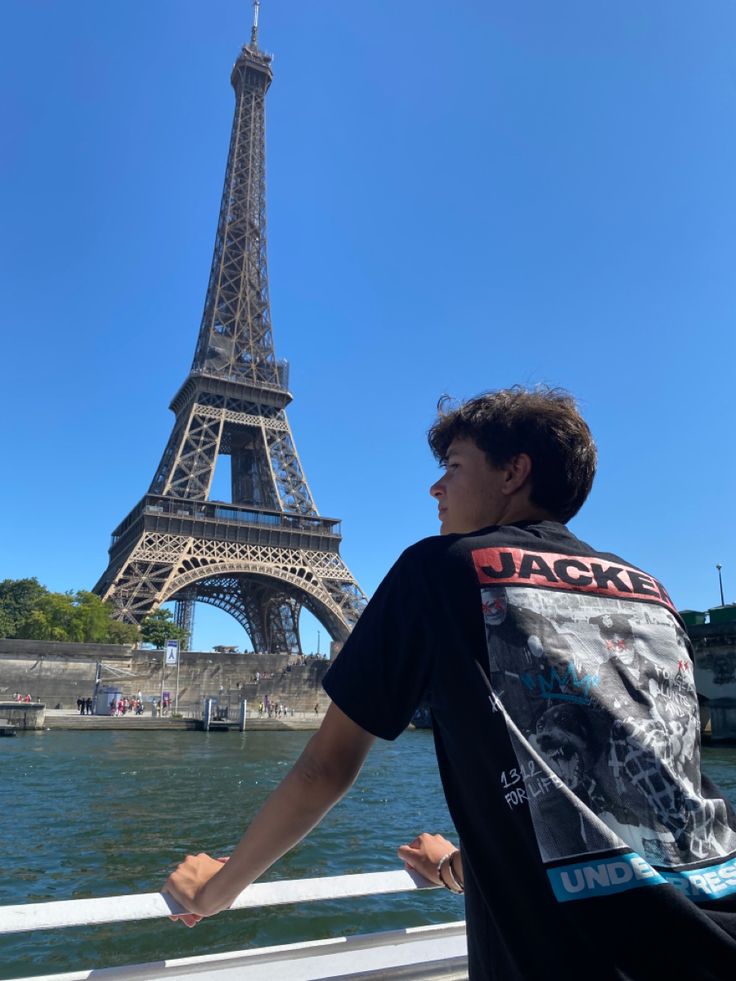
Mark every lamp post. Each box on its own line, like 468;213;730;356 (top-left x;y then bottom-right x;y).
716;564;725;606
317;630;321;656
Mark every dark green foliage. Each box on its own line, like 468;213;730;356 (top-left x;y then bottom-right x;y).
140;608;188;649
0;578;46;637
0;578;139;645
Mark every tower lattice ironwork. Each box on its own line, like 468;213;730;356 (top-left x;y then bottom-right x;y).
94;8;366;653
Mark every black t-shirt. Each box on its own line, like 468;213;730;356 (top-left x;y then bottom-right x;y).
323;521;736;980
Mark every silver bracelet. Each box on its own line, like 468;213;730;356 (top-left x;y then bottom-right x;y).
437;850;463;894
446;850;464;894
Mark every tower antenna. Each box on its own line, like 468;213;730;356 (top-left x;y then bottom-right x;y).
251;0;260;47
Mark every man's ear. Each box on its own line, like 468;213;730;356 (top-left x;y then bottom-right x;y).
501;453;533;495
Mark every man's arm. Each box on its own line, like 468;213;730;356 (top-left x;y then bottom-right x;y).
163;702;375;918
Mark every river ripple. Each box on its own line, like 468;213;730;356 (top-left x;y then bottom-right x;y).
1;731;734;979
0;729;459;979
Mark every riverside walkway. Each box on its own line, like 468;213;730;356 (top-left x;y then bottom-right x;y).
42;708;323;731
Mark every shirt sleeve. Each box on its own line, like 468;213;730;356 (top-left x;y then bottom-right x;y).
322;545;434;740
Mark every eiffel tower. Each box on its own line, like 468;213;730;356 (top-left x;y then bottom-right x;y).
94;4;366;654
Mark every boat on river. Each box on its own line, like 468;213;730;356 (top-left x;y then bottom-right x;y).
0;870;468;980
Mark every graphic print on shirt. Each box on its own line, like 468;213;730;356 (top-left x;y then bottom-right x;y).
474;546;736;904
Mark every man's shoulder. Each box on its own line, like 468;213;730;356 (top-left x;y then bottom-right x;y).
409;520;594;554
455;520;637;567
397;522;599;580
399;522;647;579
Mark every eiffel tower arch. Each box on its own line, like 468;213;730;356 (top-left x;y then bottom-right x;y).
94;8;366;653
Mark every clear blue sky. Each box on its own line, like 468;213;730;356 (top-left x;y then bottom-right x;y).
2;0;735;653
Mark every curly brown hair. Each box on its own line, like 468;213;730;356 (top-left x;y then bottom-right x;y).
427;386;597;523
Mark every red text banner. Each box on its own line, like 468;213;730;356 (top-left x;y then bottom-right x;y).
472;547;675;612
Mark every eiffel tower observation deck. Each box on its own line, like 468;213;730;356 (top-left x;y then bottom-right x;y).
94;3;367;654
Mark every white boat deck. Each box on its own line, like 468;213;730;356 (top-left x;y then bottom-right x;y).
0;870;468;981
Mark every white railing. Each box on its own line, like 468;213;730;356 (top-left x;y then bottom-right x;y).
0;872;468;981
0;869;438;934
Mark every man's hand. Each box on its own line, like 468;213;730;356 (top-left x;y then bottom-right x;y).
164;854;228;926
398;833;459;885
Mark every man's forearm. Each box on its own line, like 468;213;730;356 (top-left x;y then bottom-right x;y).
163;704;376;918
200;741;357;912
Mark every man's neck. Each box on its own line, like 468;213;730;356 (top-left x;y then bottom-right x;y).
495;501;558;526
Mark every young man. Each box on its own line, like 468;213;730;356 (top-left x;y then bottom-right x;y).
164;387;736;979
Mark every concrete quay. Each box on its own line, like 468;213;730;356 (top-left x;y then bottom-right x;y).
41;708;323;732
0;700;45;730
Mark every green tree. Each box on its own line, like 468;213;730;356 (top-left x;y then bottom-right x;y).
0;578;48;637
106;619;140;646
0;578;140;645
140;608;188;649
16;591;75;641
70;591;116;643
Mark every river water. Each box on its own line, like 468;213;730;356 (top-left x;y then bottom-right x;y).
0;729;459;979
1;730;735;980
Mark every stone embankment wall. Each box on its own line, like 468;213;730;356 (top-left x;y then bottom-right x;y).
0;640;332;715
0;640;122;708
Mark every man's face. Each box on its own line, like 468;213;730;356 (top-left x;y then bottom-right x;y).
430;438;509;535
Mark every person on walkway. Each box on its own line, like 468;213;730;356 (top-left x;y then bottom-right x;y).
164;387;736;979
